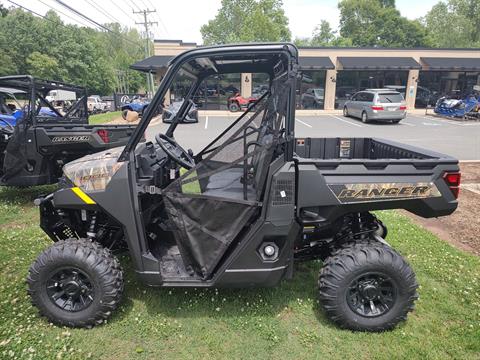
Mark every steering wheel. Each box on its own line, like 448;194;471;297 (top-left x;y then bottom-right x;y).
155;133;195;170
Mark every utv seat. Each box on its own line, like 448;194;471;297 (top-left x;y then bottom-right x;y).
203;130;274;201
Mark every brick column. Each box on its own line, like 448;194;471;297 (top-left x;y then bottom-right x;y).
241;73;252;98
324;69;337;110
405;69;419;110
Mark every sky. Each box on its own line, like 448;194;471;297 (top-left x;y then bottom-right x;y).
1;0;441;44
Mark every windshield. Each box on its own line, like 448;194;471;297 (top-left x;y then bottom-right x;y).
377;93;404;103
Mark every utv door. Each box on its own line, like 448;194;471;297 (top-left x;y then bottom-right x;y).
163;77;292;279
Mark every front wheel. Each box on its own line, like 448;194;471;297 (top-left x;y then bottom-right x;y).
27;239;124;328
228;102;240;112
318;241;418;332
343;106;349;117
121;109;128;120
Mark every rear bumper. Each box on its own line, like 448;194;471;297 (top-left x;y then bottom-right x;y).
369;111;406;121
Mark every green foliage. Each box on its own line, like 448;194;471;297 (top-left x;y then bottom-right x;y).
0;192;479;359
0;8;147;95
424;0;480;48
201;0;291;45
294;20;352;47
338;0;431;47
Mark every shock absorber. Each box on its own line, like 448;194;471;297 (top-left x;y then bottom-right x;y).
87;212;97;239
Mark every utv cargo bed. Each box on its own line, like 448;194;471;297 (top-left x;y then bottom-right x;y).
294;137;459;220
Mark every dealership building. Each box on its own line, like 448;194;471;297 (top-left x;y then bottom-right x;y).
131;39;480;111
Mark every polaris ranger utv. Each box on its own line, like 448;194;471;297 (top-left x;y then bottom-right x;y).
28;44;460;332
0;76;137;187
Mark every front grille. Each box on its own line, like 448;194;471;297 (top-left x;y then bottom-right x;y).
271;179;294;206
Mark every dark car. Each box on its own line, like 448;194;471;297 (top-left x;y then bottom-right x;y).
162;100;198;123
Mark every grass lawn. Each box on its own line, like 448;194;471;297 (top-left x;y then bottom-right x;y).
89;111;122;125
0;185;478;359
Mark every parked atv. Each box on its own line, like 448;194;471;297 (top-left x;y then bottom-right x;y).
0;76;137;187
121;96;150;120
227;93;258;112
434;94;480;119
28;44;460;332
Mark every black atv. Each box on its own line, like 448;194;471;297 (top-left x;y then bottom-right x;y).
28;44;460;332
0;76;136;187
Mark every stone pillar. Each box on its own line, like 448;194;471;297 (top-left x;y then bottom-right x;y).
405;69;419;110
241;73;252;98
324;69;337;110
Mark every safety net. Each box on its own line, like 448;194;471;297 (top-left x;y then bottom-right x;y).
163;73;293;278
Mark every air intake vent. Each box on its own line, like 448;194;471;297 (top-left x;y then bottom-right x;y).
272;179;294;206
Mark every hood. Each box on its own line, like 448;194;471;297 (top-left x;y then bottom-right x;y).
63;146;125;191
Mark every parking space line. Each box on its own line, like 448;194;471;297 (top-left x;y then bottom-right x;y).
329;115;363;127
204;116;208;129
295;118;312;128
409;115;464;126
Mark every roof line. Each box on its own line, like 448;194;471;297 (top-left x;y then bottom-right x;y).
297;46;480;51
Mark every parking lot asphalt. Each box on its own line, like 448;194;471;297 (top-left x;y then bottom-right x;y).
146;113;480;160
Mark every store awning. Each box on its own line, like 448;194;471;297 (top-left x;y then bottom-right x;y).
421;57;480;71
130;55;173;72
338;57;421;70
299;56;335;69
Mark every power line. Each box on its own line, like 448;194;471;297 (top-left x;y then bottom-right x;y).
126;0;141;12
83;0;121;24
106;0;132;20
53;0;143;50
54;0;113;32
36;0;92;28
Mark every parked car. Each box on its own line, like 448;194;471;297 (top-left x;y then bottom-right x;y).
162;100;198;123
343;89;407;123
87;95;108;114
301;88;324;109
0;75;138;187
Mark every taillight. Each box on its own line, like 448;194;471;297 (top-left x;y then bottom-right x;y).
443;171;461;199
371;106;384;111
97;129;110;143
399;105;407;110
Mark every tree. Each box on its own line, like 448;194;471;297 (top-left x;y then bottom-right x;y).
424;0;480;48
311;20;335;46
0;8;147;94
26;52;61;79
200;0;291;45
294;20;353;47
338;0;430;47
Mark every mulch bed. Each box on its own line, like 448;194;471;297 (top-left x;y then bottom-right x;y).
404;162;480;256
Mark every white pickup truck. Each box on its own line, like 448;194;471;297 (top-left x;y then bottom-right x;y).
87;95;108;114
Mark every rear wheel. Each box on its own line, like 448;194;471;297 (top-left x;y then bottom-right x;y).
343;106;349;117
361;111;369;123
318;241;418;331
27;239;124;328
392;119;401;124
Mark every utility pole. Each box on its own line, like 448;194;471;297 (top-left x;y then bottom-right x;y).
134;9;157;98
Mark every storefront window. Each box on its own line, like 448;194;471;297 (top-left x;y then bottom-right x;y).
252;73;270;98
415;71;480;108
194;73;241;110
335;71;408;109
297;70;326;109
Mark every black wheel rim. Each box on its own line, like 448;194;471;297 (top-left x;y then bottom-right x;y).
46;267;94;312
346;272;397;317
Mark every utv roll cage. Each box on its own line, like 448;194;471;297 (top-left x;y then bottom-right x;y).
119;43;298;161
0;75;89;124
